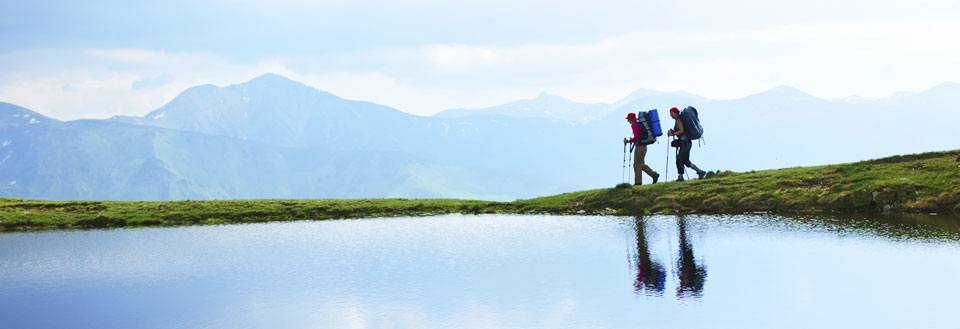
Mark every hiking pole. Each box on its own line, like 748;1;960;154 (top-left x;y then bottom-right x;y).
626;140;632;183
620;138;627;183
664;136;671;183
628;142;635;184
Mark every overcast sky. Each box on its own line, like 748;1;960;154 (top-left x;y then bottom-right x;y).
1;0;959;119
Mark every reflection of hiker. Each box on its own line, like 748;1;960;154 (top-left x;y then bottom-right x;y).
676;216;707;298
624;113;660;185
668;107;707;181
634;217;666;295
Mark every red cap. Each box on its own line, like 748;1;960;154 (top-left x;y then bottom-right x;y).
669;107;680;114
625;113;637;121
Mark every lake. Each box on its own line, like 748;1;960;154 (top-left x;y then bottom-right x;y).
1;214;959;328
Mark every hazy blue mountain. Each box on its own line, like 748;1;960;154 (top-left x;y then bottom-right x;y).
0;102;57;127
0;100;543;200
612;88;709;110
133;73;431;150
124;74;599;195
1;75;957;201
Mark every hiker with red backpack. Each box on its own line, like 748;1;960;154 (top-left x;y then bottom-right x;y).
668;107;707;181
624;112;660;185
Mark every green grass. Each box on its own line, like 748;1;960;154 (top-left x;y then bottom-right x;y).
509;150;960;215
0;199;500;232
2;150;958;232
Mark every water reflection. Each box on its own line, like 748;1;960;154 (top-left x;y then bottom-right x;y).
675;216;706;299
1;214;958;328
633;217;666;295
632;216;707;299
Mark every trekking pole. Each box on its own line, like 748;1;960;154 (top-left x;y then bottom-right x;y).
664;136;671;183
630;143;636;173
627;143;634;184
620;140;627;183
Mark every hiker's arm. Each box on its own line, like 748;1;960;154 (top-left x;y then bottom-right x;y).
675;121;685;136
629;124;640;143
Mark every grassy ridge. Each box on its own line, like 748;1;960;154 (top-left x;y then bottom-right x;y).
1;150;958;232
508;150;960;216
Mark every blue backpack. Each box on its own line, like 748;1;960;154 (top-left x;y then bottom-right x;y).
636;111;657;145
679;106;703;140
647;109;663;137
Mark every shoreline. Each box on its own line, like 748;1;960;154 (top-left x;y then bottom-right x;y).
2;150;958;232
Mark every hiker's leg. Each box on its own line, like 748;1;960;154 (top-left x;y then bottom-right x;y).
675;147;685;175
682;142;706;175
677;141;691;174
687;163;706;178
641;164;657;178
687;162;705;173
633;144;645;184
635;144;657;178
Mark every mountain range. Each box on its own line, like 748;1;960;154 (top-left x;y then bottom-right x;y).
1;74;957;201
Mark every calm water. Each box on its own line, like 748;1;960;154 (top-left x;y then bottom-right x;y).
1;214;959;329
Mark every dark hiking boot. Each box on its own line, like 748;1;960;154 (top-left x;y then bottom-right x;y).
652;173;660;184
677;175;685;182
698;171;706;179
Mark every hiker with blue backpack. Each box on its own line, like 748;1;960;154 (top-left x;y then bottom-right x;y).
668;107;707;181
624;111;661;185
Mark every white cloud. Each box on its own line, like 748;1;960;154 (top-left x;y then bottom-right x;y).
305;17;960;108
87;49;183;64
0;17;958;119
0;50;300;120
426;45;505;70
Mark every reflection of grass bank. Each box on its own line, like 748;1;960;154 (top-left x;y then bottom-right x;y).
1;150;958;232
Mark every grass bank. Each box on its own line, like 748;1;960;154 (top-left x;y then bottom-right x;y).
508;150;960;216
1;150;958;232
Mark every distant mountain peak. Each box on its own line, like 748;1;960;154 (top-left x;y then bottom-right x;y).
0;102;57;126
743;85;822;102
434;92;610;123
242;73;309;89
532;92;569;102
248;72;295;83
142;73;330;122
838;95;874;104
767;85;810;95
234;73;339;100
924;81;960;94
613;88;707;108
902;81;960;104
621;88;663;99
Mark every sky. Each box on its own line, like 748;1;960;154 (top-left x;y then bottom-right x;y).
1;0;959;120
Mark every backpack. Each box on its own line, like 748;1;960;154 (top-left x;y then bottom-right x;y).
679;106;703;140
647;109;663;137
636;111;657;145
